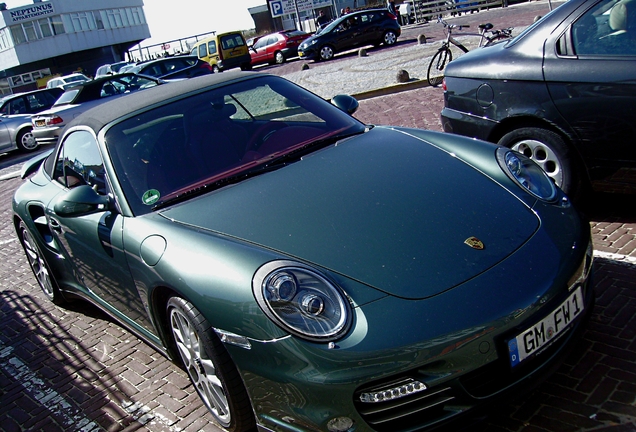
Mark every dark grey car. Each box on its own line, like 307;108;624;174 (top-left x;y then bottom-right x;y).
298;9;401;61
441;0;636;201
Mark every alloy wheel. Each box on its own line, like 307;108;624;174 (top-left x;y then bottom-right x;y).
169;307;231;425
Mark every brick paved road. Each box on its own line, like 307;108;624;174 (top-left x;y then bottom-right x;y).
1;2;636;430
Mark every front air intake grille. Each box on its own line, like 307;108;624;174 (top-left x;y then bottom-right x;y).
354;381;461;431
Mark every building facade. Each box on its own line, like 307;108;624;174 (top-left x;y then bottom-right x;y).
0;0;149;95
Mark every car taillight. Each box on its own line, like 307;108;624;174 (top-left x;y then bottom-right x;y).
442;79;447;91
46;115;63;126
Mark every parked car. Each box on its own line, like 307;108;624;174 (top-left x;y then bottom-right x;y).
441;0;636;201
249;30;311;66
14;71;593;432
127;55;213;80
0;88;64;154
32;73;162;146
45;73;91;90
190;31;252;72
0;87;63;116
95;61;134;78
298;8;401;61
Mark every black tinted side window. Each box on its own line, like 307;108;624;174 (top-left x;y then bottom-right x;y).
573;0;636;56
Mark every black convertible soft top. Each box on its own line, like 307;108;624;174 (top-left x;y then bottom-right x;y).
65;71;264;135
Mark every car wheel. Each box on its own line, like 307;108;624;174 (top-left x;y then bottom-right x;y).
17;127;38;152
319;45;335;61
212;65;221;73
167;297;255;432
498;127;582;199
274;51;285;64
18;221;65;304
383;31;398;46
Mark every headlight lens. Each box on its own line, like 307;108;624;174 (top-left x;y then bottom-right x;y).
253;261;351;342
497;148;557;201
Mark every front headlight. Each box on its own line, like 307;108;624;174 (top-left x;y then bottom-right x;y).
253;260;351;342
497;148;557;201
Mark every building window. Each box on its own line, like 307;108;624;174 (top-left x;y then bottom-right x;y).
70;12;93;32
23;20;42;41
93;11;105;30
10;25;26;45
106;9;125;28
129;7;144;25
38;18;53;38
51;15;65;35
0;29;9;50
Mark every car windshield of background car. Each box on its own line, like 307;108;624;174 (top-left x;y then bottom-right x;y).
221;35;245;49
54;89;81;106
105;75;365;215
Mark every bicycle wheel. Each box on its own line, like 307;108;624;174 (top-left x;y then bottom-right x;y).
427;48;452;87
484;34;511;47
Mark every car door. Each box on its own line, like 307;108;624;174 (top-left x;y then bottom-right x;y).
331;15;361;51
45;129;156;333
544;0;636;180
251;36;271;64
357;11;378;45
0;119;13;151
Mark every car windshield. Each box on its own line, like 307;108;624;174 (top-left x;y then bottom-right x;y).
65;75;88;83
54;75;158;106
54;89;80;106
105;75;366;215
321;16;348;33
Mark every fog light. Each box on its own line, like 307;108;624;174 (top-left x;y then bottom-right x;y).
327;417;354;432
359;379;427;403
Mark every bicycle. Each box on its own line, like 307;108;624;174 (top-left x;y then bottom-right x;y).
426;18;513;86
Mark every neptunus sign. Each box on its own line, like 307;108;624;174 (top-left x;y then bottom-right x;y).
9;2;55;23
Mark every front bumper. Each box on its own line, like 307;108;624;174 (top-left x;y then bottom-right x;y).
229;205;594;432
298;46;318;60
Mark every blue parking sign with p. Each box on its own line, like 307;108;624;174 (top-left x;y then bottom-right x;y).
271;0;283;16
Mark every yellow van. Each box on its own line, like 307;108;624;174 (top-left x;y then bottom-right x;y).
190;31;252;72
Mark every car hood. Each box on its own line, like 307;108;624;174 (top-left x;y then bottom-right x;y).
161;127;539;299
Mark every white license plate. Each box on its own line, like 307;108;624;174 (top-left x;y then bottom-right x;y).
508;286;584;367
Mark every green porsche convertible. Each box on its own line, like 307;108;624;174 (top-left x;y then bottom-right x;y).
13;72;594;432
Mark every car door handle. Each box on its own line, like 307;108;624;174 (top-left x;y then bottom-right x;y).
49;217;62;232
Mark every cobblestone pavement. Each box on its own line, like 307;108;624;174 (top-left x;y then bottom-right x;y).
1;2;636;431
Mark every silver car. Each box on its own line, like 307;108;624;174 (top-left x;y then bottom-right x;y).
0;113;38;153
32;73;163;146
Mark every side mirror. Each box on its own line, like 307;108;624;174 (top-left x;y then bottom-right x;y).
330;94;359;115
54;185;111;217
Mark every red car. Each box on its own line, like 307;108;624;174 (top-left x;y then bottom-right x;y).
249;30;312;66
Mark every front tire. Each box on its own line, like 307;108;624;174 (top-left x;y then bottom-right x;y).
17;127;38;152
167;297;255;432
319;45;335;61
427;48;452;86
498;127;582;199
18;221;65;305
